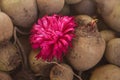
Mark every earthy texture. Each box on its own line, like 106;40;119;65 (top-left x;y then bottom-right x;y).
96;0;120;32
100;30;116;42
50;64;73;80
29;49;54;77
0;42;21;71
105;38;120;66
90;64;120;80
0;0;38;28
0;12;13;43
37;0;64;16
66;15;105;71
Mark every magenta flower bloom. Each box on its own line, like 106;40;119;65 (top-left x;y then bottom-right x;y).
30;14;76;61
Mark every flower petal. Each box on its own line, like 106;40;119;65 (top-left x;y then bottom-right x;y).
30;14;76;61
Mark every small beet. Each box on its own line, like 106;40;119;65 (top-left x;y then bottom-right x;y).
0;42;21;71
105;38;120;66
50;64;74;80
29;49;54;77
0;0;38;28
71;0;96;16
37;0;64;16
90;64;120;80
0;12;13;43
100;30;116;42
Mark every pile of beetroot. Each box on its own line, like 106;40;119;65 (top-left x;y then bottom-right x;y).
0;0;120;80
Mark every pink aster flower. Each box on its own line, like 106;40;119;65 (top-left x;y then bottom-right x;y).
30;14;76;61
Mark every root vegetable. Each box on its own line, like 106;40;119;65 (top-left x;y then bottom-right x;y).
0;12;13;43
105;38;120;66
90;64;120;80
96;0;120;32
0;0;38;28
66;15;106;71
100;30;116;42
71;0;96;16
37;0;64;16
0;42;21;71
29;49;54;77
50;64;73;80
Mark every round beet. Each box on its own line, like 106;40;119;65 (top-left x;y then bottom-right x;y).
0;0;38;28
96;0;120;32
105;38;120;66
0;12;13;43
100;30;116;42
37;0;64;16
29;49;54;77
66;15;106;71
0;42;21;71
71;0;96;16
50;64;73;80
90;64;120;80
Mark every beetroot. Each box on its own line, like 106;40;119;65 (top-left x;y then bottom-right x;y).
50;64;74;80
0;42;21;71
66;15;106;71
0;12;13;43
